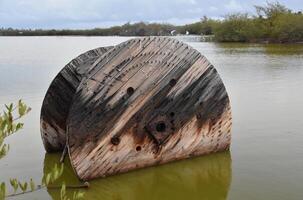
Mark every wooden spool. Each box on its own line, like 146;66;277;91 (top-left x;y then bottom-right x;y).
41;37;232;181
40;46;112;152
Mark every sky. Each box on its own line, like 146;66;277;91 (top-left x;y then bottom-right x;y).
0;0;302;29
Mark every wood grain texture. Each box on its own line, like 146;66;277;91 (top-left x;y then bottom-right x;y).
40;46;112;152
66;37;232;180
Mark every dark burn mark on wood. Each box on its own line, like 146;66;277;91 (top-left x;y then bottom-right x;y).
69;39;192;144
144;113;174;145
116;64;228;153
40;46;112;152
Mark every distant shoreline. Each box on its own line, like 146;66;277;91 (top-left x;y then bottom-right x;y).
1;2;302;44
1;34;302;44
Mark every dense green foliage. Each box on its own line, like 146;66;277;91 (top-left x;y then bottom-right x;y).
0;2;302;43
178;16;218;35
214;2;303;42
0;22;176;36
0;19;215;37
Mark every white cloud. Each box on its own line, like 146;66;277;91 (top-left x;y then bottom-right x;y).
210;6;219;12
224;0;243;12
0;0;300;29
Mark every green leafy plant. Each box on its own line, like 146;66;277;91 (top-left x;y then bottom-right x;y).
30;178;35;192
42;163;65;186
60;183;85;200
0;183;5;200
0;101;85;200
4;163;84;199
18;182;28;193
9;179;18;194
0;100;30;160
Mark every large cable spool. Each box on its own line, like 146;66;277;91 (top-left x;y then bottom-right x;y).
41;37;232;180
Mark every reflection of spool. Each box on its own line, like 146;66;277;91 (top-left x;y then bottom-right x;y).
44;151;231;200
43;153;82;200
41;37;232;181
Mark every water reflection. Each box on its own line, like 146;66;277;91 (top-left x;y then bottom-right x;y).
44;151;232;200
214;43;303;55
263;44;303;55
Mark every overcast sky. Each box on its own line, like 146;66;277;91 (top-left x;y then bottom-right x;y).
0;0;301;29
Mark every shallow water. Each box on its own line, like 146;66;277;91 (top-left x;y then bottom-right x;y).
0;37;303;200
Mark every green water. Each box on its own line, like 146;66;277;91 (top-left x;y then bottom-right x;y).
43;152;231;200
0;37;303;200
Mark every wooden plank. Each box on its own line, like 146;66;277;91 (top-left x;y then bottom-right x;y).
66;37;232;180
40;46;112;152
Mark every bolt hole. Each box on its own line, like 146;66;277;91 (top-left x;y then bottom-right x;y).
156;122;166;132
136;146;142;151
127;87;134;95
169;79;177;86
111;136;120;145
170;112;175;117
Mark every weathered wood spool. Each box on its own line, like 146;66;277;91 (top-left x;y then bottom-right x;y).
41;37;232;181
40;46;112;152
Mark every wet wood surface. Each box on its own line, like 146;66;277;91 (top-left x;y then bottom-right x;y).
65;37;232;180
40;46;112;152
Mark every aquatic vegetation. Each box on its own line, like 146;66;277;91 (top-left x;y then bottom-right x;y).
0;100;30;159
0;101;85;200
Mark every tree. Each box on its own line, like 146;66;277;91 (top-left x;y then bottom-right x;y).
255;1;291;19
213;13;254;42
